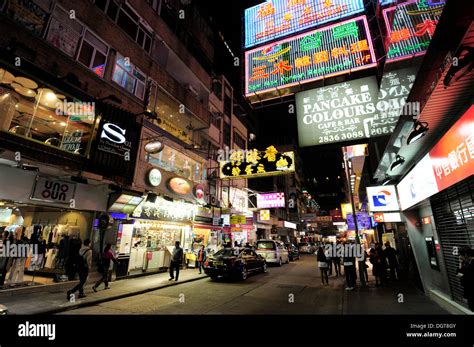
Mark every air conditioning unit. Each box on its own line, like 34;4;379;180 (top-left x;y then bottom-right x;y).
186;84;199;96
209;194;220;207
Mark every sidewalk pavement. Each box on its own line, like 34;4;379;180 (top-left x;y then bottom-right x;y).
0;268;207;314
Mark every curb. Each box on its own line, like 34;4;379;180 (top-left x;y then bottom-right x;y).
31;275;209;315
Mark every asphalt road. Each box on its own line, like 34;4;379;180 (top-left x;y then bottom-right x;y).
59;254;447;315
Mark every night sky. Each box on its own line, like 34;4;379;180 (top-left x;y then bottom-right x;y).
199;0;345;210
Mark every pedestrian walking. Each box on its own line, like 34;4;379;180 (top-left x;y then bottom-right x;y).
169;241;183;281
361;249;369;284
317;246;329;285
333;252;341;277
343;243;356;290
457;247;474;311
92;243;118;291
326;243;333;276
384;241;399;281
196;245;206;274
67;239;92;300
372;243;388;287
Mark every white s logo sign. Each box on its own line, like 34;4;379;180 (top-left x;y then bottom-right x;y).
101;123;126;144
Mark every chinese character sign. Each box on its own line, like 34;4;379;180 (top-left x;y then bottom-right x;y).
244;0;365;48
257;192;286;208
245;16;376;97
383;0;446;62
429;105;474;192
220;147;295;179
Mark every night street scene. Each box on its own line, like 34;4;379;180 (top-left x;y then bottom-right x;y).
0;0;473;345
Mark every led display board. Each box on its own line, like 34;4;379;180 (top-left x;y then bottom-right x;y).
383;0;445;62
245;16;376;99
257;192;286;208
296;76;381;146
220;147;295;179
244;0;365;48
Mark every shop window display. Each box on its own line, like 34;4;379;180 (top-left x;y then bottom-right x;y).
127;221;192;274
0;205;93;288
0;67;95;156
146;146;206;183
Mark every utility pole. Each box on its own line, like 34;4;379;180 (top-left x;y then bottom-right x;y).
342;147;366;287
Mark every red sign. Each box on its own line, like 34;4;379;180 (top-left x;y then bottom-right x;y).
422;217;431;225
429;105;474;192
374;212;385;223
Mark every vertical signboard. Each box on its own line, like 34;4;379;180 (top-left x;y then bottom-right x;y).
383;0;445;62
244;0;365;48
245;16;376;98
429;105;474;192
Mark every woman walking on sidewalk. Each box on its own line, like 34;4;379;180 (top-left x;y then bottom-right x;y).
317;245;329;285
93;243;117;292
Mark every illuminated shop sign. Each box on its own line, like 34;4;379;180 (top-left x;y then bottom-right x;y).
374;212;402;223
366;185;400;212
30;175;76;205
379;0;397;6
429;105;474;192
296;76;384;146
397;105;474;210
132;197;196;222
167;177;192;195
257;192;286;208
220;147;295;179
397;154;439;210
245;16;376;98
260;209;271;221
244;0;365;48
383;0;445;62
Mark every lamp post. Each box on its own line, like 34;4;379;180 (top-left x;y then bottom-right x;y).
342;147;366;287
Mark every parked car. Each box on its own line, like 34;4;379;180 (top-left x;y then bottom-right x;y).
298;242;312;254
204;248;266;280
285;243;300;261
256;240;290;266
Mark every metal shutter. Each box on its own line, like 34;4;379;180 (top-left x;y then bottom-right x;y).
430;175;474;306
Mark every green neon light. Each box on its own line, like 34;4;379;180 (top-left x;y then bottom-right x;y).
332;21;359;40
300;32;322;51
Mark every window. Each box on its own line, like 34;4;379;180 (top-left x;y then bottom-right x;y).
223;122;231;147
117;3;138;39
93;0;153;54
223;93;232;116
112;54;146;99
0;67;96;156
45;5;108;78
146;146;206;183
46;5;84;57
233;131;246;150
257;241;276;250
210;111;221;129
77;30;108;77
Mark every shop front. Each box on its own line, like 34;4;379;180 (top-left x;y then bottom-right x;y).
0;165;108;288
394;105;474;312
109;196;196;276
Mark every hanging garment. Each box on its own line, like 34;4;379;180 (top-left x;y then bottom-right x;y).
42;225;52;245
7;258;26;285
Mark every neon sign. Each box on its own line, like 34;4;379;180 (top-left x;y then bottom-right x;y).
244;0;365;48
257;192;286;208
245;16;376;99
220;146;295;179
383;0;445;62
